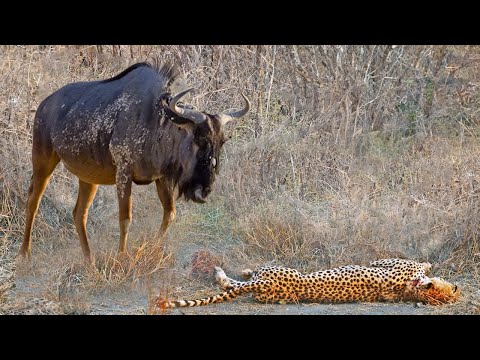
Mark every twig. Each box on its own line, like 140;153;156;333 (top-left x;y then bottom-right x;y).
265;46;277;119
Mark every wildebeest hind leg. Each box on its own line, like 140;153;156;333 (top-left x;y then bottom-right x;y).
19;153;60;258
155;178;176;239
73;180;98;263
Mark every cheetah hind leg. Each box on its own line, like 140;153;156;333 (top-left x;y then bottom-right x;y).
241;269;254;279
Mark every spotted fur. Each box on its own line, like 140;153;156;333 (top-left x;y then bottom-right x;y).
156;258;459;309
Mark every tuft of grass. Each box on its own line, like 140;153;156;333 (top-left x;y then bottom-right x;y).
50;238;173;296
233;200;326;272
89;240;173;289
0;234;15;300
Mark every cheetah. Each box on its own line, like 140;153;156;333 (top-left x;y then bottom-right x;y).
156;258;459;310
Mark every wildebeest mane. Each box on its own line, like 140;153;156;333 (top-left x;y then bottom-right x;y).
101;61;181;91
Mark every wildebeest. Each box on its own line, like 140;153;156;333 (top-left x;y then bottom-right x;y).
19;62;250;262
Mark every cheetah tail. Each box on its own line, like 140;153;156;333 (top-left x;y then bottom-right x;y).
155;288;240;310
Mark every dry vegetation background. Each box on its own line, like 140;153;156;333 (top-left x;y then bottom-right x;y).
1;45;480;314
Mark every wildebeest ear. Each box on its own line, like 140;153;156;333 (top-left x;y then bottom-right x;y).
168;115;196;125
169;89;207;125
158;94;195;132
158;93;172;109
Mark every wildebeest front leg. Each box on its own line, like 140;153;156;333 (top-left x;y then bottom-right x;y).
117;172;133;253
73;180;98;263
155;178;176;238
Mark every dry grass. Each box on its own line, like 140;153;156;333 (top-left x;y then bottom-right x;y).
0;235;15;299
1;45;480;314
49;238;173;298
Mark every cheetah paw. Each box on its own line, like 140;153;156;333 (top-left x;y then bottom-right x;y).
214;267;232;289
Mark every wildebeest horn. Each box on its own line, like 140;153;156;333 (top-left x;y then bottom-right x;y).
218;93;250;127
169;88;207;125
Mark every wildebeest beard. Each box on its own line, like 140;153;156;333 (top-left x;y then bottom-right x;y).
179;170;212;203
178;137;217;203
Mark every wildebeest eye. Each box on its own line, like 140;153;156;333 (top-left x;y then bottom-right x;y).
211;157;217;168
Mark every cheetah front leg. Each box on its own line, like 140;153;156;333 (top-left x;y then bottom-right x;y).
214;267;248;290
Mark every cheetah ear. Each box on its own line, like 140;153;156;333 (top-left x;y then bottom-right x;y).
422;262;432;273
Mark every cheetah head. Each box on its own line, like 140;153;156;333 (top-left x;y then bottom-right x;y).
412;277;460;305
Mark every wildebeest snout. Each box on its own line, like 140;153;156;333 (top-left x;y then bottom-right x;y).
193;185;211;203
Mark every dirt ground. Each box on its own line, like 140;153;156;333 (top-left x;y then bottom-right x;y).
3;241;479;316
2;220;479;316
9;272;478;316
